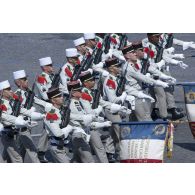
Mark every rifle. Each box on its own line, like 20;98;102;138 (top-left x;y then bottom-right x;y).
118;34;128;50
60;93;72;128
23;75;37;110
103;34;111;54
71;53;89;81
83;47;97;71
93;34;111;64
50;68;62;88
12;90;22;117
155;43;164;63
116;63;127;96
165;33;174;49
92;74;103;109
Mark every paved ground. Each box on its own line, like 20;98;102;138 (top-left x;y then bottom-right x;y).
0;33;195;162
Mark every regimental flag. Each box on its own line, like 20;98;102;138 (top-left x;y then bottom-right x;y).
177;82;195;138
118;121;168;163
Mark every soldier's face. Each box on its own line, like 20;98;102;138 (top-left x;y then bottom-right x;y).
43;65;54;74
68;57;79;65
17;78;29;89
72;91;82;98
77;44;87;54
149;35;161;44
86;39;96;49
3;88;14;99
135;49;144;59
53;96;63;106
125;51;137;62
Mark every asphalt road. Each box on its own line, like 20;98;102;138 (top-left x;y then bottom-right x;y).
0;33;195;163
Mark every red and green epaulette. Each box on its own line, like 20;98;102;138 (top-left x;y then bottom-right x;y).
81;92;92;102
65;65;73;78
46;109;59;121
106;79;116;89
37;74;47;84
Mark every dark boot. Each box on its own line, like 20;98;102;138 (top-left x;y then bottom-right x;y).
168;108;185;120
151;108;160;120
106;153;116;163
168;107;184;113
38;151;48;163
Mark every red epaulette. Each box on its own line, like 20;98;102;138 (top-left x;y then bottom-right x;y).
37;75;47;84
106;79;116;89
46;112;59;121
81;92;92;102
13;93;23;102
0;104;7;111
110;37;117;45
65;67;73;78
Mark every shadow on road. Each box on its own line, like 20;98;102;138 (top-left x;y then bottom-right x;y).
175;142;195;152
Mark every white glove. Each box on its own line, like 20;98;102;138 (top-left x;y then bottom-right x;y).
145;73;151;78
61;124;73;138
94;62;104;68
95;116;105;122
87;68;93;75
156;59;166;70
177;61;188;69
165;47;175;54
155;80;169;88
30;107;36;112
0;123;4;132
120;106;132;115
83;114;94;126
15;116;28;128
183;41;194;50
30;112;45;121
118;55;126;62
102;70;109;77
137;92;155;103
120;92;127;103
73;126;90;142
110;104;121;113
44;102;53;112
189;43;195;49
172;54;185;59
125;95;135;110
94;105;103;116
90;121;112;129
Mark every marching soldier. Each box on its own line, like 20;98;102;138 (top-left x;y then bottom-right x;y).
145;33;185;120
103;58;132;158
83;33;109;75
121;44;171;121
67;80;95;163
13;70;44;163
36;56;55;162
44;87;74;163
79;71;123;162
60;48;81;85
0;80;42;162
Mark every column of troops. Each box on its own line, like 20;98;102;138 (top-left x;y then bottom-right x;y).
0;33;194;163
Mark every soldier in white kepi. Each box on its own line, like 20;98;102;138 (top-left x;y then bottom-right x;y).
44;87;74;163
60;48;80;85
0;80;38;163
36;56;55;162
73;37;88;62
13;70;44;163
145;33;185;120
